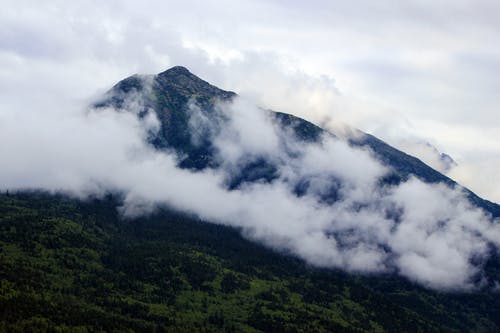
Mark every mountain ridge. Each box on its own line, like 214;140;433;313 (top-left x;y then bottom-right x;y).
96;66;500;217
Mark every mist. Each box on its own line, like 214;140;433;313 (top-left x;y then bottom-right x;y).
1;79;500;291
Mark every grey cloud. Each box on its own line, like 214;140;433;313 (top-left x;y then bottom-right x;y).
390;139;457;174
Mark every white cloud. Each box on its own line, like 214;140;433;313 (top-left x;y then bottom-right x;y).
1;0;500;290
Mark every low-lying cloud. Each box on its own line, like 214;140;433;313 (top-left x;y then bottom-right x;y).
1;80;499;291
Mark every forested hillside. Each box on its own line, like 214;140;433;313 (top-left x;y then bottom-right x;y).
1;192;499;332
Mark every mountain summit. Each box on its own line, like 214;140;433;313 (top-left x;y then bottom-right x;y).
156;66;236;100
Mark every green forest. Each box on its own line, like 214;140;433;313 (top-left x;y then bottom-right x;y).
1;191;499;332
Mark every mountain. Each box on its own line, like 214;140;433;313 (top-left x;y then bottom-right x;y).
96;66;500;217
2;66;500;332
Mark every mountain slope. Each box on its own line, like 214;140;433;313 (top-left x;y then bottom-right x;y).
97;66;500;217
1;191;500;332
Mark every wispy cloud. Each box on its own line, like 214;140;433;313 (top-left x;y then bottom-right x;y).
2;78;499;290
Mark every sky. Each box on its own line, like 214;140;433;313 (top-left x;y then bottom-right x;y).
2;1;500;290
1;0;500;202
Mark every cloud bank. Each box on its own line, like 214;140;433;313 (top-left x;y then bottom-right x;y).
1;81;499;291
1;1;499;290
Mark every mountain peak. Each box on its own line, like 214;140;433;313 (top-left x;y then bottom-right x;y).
157;66;193;77
154;66;236;101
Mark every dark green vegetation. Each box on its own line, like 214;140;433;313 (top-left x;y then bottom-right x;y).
1;192;500;332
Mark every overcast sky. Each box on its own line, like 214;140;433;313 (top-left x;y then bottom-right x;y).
1;0;499;202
